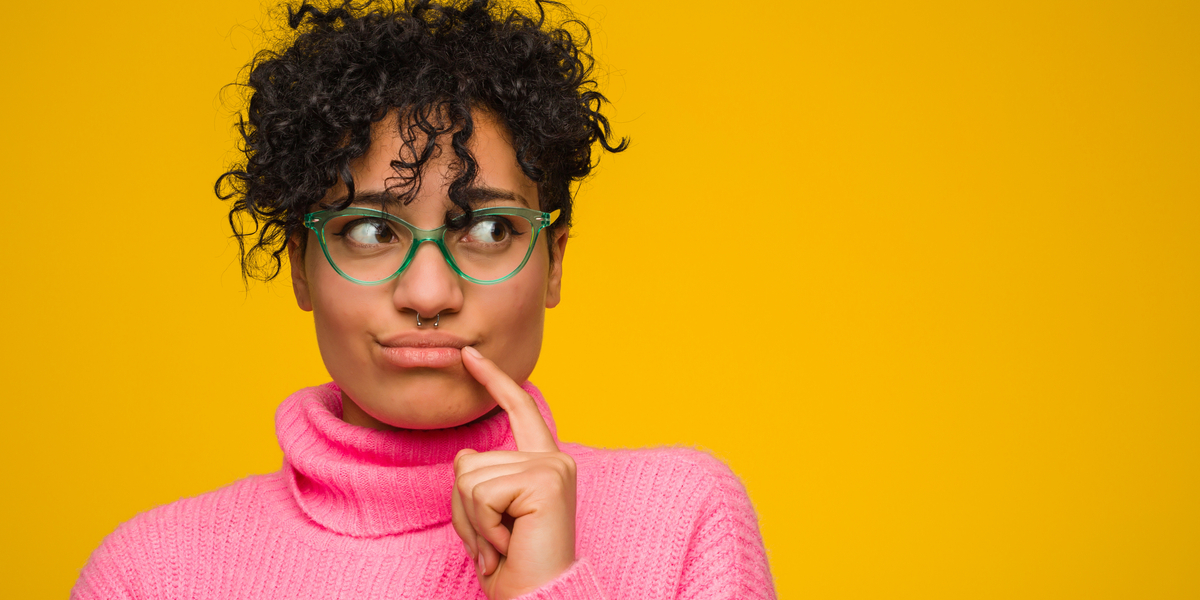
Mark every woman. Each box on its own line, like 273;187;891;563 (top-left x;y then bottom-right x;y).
73;1;775;598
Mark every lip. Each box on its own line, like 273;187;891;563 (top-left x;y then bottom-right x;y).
377;332;473;369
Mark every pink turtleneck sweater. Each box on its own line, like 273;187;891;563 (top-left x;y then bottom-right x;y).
72;383;775;599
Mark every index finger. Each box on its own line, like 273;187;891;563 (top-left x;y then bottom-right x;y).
461;346;558;453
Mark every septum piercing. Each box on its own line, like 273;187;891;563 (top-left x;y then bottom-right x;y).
416;313;440;328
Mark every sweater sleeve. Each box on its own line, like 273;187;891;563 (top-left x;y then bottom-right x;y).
674;455;776;600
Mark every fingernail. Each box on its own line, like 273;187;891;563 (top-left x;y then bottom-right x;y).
477;552;485;576
463;346;482;359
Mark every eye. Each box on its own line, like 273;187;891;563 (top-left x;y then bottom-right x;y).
465;218;511;244
342;218;398;245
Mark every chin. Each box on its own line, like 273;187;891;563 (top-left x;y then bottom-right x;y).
348;373;496;430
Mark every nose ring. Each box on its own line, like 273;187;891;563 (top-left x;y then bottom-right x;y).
416;313;440;328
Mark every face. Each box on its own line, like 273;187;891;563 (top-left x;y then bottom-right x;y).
289;110;567;430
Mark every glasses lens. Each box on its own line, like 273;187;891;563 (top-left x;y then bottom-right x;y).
445;214;536;282
320;213;414;282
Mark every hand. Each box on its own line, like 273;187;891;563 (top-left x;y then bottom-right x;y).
452;346;577;600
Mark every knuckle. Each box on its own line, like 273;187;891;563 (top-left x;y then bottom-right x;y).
535;466;567;492
540;454;574;479
455;474;475;498
556;453;576;473
471;489;495;516
453;448;475;470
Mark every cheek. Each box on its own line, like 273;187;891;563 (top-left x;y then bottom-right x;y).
494;249;549;319
306;255;380;369
479;253;550;375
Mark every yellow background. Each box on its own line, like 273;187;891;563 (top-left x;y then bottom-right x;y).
1;0;1197;597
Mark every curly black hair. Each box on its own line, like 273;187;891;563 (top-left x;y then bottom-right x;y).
216;0;627;281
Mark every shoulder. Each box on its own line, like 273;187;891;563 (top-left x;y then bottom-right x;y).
110;471;280;541
566;442;746;492
565;442;757;528
563;443;775;597
71;472;284;600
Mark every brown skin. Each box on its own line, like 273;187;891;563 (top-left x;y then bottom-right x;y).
289;110;567;430
289;110;576;599
454;346;577;600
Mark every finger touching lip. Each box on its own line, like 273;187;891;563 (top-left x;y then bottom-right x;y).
460;345;558;452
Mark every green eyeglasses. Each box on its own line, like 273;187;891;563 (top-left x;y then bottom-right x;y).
303;206;560;285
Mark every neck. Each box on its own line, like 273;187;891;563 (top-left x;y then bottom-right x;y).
276;381;556;537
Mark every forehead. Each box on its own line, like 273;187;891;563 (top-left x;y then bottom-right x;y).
321;109;539;211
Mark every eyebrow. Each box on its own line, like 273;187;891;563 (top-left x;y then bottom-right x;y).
323;190;399;209
325;186;531;210
459;185;532;209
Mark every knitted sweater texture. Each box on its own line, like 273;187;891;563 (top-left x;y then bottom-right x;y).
72;383;775;599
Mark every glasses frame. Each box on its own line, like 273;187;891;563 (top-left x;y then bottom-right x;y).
303;206;560;285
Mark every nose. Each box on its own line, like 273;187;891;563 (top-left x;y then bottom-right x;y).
392;241;464;322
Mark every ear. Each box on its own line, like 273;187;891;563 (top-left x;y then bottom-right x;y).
545;227;568;309
288;234;313;312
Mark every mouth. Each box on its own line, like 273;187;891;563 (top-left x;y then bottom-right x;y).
376;332;474;369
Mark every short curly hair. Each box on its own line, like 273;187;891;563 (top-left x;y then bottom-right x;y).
216;0;627;281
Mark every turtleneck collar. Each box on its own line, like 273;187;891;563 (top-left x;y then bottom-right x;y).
275;381;558;538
